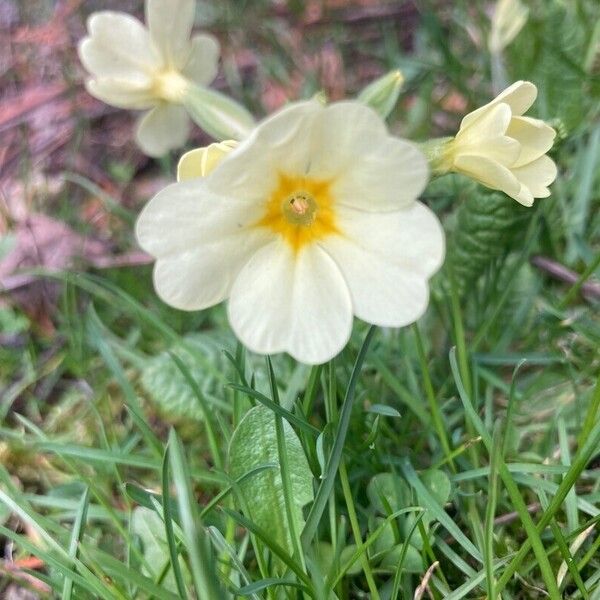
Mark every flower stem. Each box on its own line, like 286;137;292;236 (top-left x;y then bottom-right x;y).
339;459;381;600
412;324;455;472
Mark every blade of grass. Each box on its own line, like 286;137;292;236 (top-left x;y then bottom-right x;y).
221;507;313;590
537;488;589;598
413;324;454;470
161;447;188;599
169;351;223;470
61;487;91;600
300;326;376;548
558;417;579;533
229;383;321;437
495;374;600;594
338;459;380;600
400;459;482;563
484;423;501;600
0;525;120;600
450;348;562;599
267;356;307;572
168;429;223;600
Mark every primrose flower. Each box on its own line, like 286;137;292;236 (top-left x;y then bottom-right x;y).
136;101;444;364
435;81;557;206
78;0;220;156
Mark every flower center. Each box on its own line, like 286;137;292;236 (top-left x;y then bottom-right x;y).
153;70;190;104
283;191;318;226
257;173;339;252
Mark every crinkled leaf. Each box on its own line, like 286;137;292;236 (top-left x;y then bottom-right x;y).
228;406;313;555
140;332;293;421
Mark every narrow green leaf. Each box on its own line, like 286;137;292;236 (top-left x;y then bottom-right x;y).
400;459;481;562
301;326;376;548
450;348;562;599
62;487;90;600
168;429;223;600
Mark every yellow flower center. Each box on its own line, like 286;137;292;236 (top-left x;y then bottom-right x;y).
153;70;190;104
257;173;339;252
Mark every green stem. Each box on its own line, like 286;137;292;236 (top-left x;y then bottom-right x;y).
301;327;377;548
413;324;455;471
267;358;307;574
339;459;381;600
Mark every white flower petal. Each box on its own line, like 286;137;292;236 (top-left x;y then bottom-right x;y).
513;185;534;207
136;179;262;257
460;81;538;130
182;34;220;85
152;231;267;311
454;154;521;197
80;12;162;79
208;101;322;199
308;101;388;178
321;202;444;326
508;116;556;168
146;0;195;68
228;241;353;364
135;104;191;156
85;78;157;109
512;155;557;199
454;103;520;166
492;80;537;116
332;136;429;211
457;102;510;140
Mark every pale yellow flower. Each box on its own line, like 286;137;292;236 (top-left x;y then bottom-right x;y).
177;140;238;180
78;0;219;156
440;81;557;206
136;101;445;364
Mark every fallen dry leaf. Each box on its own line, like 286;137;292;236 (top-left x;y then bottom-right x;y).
0;214;109;333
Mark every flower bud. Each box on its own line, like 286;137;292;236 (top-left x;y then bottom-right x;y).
182;84;255;142
177;140;238;180
488;0;529;54
426;81;557;207
357;70;404;119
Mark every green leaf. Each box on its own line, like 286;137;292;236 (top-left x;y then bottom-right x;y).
228;405;313;556
315;542;362;577
140;332;235;421
141;333;297;422
380;543;423;573
421;469;451;506
367;473;411;515
447;182;531;293
366;404;401;418
132;506;189;593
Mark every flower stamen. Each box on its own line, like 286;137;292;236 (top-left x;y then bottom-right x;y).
283;191;318;226
257;173;338;251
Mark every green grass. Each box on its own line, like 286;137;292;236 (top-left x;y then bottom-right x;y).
1;0;599;598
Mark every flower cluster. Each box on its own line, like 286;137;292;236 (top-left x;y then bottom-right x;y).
79;0;559;364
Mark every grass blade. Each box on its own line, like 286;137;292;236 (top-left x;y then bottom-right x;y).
168;429;223;600
301;326;376;548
